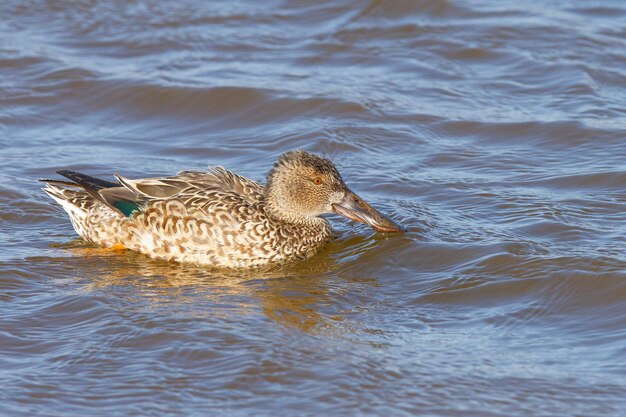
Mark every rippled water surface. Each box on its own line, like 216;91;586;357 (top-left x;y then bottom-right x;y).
2;0;626;415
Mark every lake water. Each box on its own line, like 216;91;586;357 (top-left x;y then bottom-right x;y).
1;0;625;416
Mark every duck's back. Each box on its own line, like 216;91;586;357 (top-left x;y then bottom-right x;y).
114;167;265;206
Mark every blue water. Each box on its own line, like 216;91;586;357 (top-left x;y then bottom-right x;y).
1;1;625;416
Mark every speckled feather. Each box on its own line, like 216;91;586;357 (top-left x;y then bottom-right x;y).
42;154;334;268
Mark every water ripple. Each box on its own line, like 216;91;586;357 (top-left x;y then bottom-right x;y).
1;0;626;415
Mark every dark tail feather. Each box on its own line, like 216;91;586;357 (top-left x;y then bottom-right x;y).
53;170;141;217
56;170;119;190
38;178;81;188
52;170;118;207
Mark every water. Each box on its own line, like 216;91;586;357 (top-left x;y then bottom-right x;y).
1;0;626;415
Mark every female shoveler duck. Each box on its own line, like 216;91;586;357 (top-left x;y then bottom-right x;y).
41;151;403;268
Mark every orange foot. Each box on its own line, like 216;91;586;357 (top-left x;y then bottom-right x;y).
111;242;126;251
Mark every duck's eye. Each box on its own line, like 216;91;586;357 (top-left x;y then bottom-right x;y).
312;177;323;185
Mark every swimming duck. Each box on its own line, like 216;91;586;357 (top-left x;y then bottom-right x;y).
41;150;403;268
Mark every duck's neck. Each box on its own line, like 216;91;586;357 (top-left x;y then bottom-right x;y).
263;197;325;228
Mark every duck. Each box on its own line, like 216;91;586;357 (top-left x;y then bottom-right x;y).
41;150;403;268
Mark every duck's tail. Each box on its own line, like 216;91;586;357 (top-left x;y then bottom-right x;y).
40;171;118;223
41;170;143;220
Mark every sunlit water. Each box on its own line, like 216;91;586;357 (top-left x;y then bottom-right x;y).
1;0;625;416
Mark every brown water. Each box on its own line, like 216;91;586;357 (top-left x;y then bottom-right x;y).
1;0;626;415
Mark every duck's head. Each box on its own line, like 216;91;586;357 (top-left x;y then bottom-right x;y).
264;150;404;233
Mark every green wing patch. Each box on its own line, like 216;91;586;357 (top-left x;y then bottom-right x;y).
113;200;141;217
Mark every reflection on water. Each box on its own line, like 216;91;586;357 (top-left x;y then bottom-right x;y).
55;237;378;335
2;0;626;415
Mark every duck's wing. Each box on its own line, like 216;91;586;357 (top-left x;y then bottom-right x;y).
196;167;264;204
45;168;264;217
99;167;263;214
112;168;263;202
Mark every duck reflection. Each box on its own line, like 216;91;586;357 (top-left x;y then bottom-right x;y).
53;235;379;334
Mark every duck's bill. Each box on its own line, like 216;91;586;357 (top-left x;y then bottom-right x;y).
332;190;405;233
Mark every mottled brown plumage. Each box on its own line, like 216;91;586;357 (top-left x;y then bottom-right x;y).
41;151;403;268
